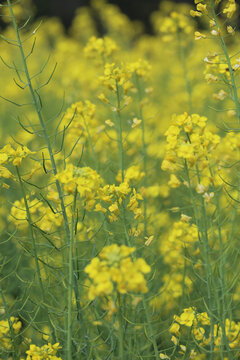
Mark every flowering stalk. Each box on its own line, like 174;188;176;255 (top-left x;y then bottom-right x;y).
15;166;56;343
207;2;238;356
176;18;232;355
6;1;78;355
117;294;124;360
209;0;240;122
81;111;111;247
177;31;193;114
115;82;125;182
115;83;131;247
210;174;232;359
184;160;215;358
134;73;159;358
142;296;159;359
134;74;148;236
66;189;77;360
192;1;238;356
6;0;70;247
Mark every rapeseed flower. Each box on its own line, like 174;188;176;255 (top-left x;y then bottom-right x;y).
84;244;151;300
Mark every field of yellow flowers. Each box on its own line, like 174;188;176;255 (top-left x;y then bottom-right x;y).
0;0;240;359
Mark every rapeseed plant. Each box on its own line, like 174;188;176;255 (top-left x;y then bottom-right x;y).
0;0;239;359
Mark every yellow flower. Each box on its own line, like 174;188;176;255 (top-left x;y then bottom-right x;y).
196;3;207;13
190;10;202;17
84;36;118;59
223;0;236;18
194;31;206;40
169;322;180;335
84;244;151;301
168;174;181;188
131;118;142;129
175;307;196;327
0;166;13;179
26;342;62;360
0;317;22;350
94;203;107;213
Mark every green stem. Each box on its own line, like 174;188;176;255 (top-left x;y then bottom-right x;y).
0;282;17;360
142;296;159;359
117;294;124;360
115;82;132;247
66;190;77;360
7;3;78;355
195;165;215;360
135;74;147;237
209;0;240;122
115;84;125;182
177;28;217;357
7;0;71;244
185;162;215;359
177;31;193;114
211;179;232;359
208;3;239;357
82;115;98;171
16;166;56;342
83;114;111;252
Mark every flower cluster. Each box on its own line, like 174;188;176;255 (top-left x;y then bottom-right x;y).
127;59;151;80
204;54;240;82
191;0;237;19
56;164;143;221
162;113;220;170
99;62;134;95
1;144;34;167
56;164;103;211
116;165;145;184
0;153;13;181
160;218;198;269
151;218;198;310
10;196;62;232
98;180;143;221
0;144;34;185
61;100;105;158
84;244;151;300
56;164;103;196
84;36;118;60
222;0;237;18
192;0;238;43
26;342;62;360
190;1;207;18
152;10;194;42
0;317;21;350
170;307;240;353
161;113;220;194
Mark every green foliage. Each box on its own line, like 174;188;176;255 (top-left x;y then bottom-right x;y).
0;0;239;359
